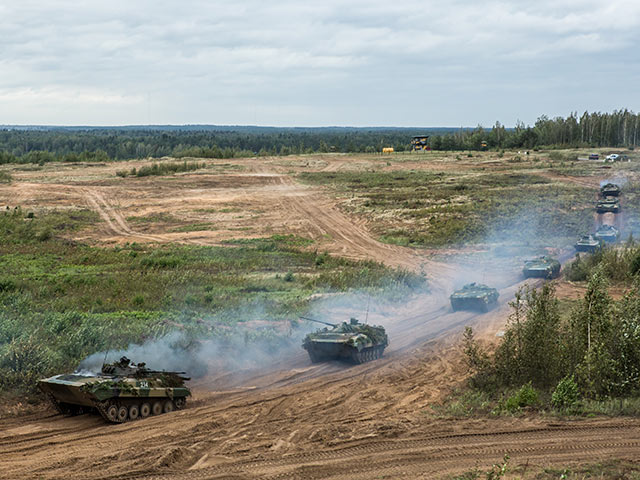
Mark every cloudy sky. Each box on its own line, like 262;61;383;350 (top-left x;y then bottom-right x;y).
1;0;639;126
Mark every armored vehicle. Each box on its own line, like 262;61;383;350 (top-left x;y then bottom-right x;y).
302;317;388;364
523;256;561;279
39;357;191;423
450;283;499;312
596;196;620;214
594;224;620;243
600;183;621;197
574;234;602;252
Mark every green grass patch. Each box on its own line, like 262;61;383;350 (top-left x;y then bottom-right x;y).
116;160;207;178
0;209;425;398
169;222;216;233
126;212;179;224
299;170;597;247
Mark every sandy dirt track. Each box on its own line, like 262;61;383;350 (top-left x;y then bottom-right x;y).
2;155;639;478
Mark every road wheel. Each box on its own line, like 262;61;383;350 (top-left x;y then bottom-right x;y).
128;404;139;421
117;405;128;423
308;351;320;363
152;401;163;416
106;404;118;422
352;351;362;364
174;398;186;410
163;400;174;414
140;402;151;418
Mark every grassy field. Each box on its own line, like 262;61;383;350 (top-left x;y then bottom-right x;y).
299;169;596;247
0;207;423;397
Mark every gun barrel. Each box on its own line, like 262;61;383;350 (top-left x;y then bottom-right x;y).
148;370;188;375
300;316;337;327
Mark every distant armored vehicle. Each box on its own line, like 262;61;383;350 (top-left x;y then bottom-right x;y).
39;357;191;423
600;183;621;197
574;234;602;253
596;196;620;214
450;283;499;312
588;153;599;160
523;256;561;279
594;224;620;243
302;317;388;364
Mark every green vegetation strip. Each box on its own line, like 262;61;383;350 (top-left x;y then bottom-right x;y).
0;209;424;397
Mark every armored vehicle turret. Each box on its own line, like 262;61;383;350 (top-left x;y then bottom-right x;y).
574;234;602;253
596;196;620;214
594;224;620;243
302;317;388;364
600;183;621;197
523;256;561;279
450;283;499;312
39;357;191;423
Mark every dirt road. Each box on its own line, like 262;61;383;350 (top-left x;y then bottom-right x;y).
3;275;638;480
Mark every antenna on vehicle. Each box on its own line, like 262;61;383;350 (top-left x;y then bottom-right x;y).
364;294;371;324
102;348;110;369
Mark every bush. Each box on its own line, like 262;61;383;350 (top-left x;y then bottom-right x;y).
631;253;640;276
499;383;539;413
551;375;579;410
35;227;52;242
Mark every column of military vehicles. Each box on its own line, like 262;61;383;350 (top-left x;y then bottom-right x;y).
581;182;622;250
40;181;626;423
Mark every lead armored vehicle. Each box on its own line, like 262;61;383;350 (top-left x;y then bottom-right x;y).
600;183;621;197
39;357;191;423
594;224;620;243
522;256;561;279
302;317;388;364
596;196;620;214
574;234;602;252
450;283;499;312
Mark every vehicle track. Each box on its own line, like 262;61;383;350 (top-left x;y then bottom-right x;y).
92;421;640;480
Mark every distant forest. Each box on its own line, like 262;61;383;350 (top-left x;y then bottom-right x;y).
0;109;638;163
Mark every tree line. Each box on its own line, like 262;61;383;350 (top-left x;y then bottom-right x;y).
431;109;640;150
1;109;638;164
0;127;453;164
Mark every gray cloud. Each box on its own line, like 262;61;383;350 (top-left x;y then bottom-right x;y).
1;0;639;125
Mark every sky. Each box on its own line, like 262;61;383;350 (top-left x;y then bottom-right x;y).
1;0;639;127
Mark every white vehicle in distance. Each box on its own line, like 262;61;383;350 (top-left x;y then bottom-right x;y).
606;154;620;162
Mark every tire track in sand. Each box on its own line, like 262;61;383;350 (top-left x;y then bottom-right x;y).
274;175;451;278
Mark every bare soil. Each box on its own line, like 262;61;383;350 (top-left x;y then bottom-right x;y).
1;154;638;479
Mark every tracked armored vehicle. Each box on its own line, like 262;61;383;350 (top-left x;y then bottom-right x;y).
596;196;620;214
302;317;388;364
594;224;620;243
39;357;191;423
522;256;561;279
600;183;621;197
450;283;499;312
574;234;602;252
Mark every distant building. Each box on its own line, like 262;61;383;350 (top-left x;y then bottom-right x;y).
411;136;430;151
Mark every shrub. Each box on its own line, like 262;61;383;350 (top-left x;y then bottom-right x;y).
631;253;640;276
35;227;52;242
551;375;579;410
499;383;539;413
